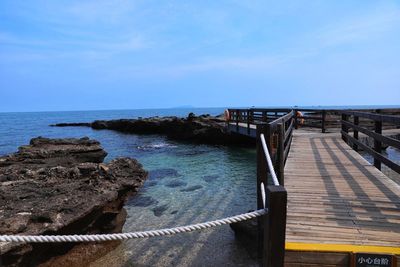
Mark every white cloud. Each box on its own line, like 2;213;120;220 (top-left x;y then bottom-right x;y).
316;7;400;47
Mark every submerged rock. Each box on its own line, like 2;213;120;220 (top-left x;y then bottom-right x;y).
202;174;219;182
51;114;255;146
152;204;169;217
0;137;148;267
180;185;203;192
126;195;158;207
164;179;187;188
148;168;180;180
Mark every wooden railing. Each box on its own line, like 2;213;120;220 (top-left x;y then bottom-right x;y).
228;108;291;135
340;110;400;174
227;107;400;266
228;108;327;133
294;108;327;133
255;111;295;267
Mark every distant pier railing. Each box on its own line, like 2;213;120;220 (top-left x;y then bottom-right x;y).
339;110;400;174
227;108;327;133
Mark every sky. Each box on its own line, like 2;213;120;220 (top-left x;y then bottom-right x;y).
0;1;399;112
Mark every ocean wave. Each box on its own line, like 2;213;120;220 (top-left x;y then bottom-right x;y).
137;142;177;151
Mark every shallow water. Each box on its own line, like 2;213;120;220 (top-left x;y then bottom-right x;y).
0;108;259;266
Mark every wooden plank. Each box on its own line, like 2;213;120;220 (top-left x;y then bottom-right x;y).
284;132;400;256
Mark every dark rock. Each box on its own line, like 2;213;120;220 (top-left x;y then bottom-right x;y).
152;204;169;217
126;195;158;207
202;175;219;182
170;210;178;215
0;137;148;267
51;114;255;146
50;123;91;127
148;168;180;180
230;216;258;260
180;185;203;192
164;179;187;188
187;112;196;121
0;137;107;167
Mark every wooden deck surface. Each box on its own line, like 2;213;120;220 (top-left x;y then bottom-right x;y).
284;131;400;266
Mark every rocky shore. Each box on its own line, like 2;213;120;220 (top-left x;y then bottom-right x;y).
51;113;255;146
0;137;147;267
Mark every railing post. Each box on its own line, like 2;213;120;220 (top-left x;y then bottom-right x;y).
294;109;298;129
247;109;251;135
277;123;285;186
374;118;382;170
256;124;268;261
353;116;359;151
262;111;267;122
322;110;326;133
341;113;349;143
235;110;239;132
264;185;287;267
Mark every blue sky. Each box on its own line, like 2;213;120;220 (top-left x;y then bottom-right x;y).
0;1;399;112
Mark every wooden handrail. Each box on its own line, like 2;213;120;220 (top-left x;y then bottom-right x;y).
339;110;400;124
228;108;327;133
256;122;288;267
340;111;400;174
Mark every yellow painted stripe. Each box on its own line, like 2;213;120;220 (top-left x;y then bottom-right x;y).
286;242;400;255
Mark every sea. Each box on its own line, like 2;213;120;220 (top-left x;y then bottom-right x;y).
0;106;399;266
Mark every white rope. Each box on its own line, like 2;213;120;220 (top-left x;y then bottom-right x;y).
260;182;266;209
0;209;266;243
260;133;280;186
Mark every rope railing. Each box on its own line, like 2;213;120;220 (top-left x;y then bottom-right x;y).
260;182;266;208
260;133;280;186
0;184;268;243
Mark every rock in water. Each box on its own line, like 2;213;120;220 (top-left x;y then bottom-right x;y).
180;185;203;192
0;137;148;267
164;179;187;188
51;114;256;146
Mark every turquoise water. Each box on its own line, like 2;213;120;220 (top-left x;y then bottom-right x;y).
0;107;257;218
0;108;259;266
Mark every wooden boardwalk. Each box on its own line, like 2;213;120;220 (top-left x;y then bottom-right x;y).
284;131;400;266
228;118;400;265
